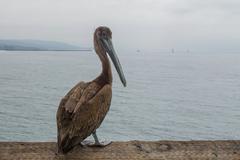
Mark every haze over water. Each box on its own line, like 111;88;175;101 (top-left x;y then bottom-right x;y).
0;51;239;141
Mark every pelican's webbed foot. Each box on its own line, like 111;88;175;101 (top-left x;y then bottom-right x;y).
82;140;112;147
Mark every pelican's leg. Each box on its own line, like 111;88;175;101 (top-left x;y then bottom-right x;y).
92;131;101;145
92;131;112;147
82;131;111;147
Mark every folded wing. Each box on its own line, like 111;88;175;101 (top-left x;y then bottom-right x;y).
56;81;112;153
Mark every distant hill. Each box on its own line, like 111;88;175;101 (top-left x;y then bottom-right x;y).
0;39;91;51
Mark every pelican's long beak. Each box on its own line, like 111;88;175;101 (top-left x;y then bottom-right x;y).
102;38;127;87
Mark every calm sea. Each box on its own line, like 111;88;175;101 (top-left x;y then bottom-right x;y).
0;51;239;141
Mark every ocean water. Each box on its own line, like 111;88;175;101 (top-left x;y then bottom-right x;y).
0;51;239;142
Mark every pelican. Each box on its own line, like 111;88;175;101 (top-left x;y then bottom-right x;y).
56;26;126;154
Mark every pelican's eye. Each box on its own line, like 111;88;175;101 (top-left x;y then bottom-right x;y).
102;32;107;39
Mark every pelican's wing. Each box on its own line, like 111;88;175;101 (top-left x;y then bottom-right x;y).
56;81;88;152
72;84;112;136
56;83;112;153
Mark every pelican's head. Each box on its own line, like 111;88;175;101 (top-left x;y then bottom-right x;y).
94;26;126;87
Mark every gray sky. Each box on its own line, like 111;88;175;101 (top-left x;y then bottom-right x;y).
1;0;240;53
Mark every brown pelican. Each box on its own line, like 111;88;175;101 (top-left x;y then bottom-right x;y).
56;26;126;154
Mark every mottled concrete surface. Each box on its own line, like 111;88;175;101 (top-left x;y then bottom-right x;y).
0;140;239;160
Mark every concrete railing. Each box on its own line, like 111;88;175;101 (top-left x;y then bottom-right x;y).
0;140;239;159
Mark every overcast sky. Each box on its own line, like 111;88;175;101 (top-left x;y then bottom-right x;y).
0;0;240;53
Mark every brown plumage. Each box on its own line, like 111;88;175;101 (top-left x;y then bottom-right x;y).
56;26;126;154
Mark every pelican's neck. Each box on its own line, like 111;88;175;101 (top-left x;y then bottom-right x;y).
94;38;112;85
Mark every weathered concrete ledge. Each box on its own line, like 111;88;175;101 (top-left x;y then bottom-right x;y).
0;140;239;160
